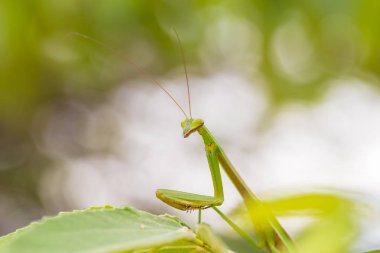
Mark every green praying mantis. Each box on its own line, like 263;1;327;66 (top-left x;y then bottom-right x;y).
68;31;296;252
154;31;296;253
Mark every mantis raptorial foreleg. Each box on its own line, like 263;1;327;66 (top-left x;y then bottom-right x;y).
156;125;223;211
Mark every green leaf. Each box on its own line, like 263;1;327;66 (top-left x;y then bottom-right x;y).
231;193;360;253
0;206;207;253
263;194;354;216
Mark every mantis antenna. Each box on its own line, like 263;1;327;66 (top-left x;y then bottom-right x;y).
65;32;189;119
173;29;192;118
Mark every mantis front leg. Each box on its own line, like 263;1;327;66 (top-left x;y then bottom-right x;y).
156;140;224;212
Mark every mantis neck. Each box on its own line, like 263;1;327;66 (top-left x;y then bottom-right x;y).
197;126;258;203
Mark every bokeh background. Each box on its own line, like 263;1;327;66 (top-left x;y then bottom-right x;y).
1;0;380;251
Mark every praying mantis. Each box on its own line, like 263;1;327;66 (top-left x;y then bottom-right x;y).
69;31;295;252
155;31;296;253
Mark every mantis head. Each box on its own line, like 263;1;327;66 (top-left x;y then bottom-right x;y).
181;118;204;138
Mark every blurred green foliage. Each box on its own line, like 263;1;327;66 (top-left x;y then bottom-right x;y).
230;193;362;253
1;0;380;244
